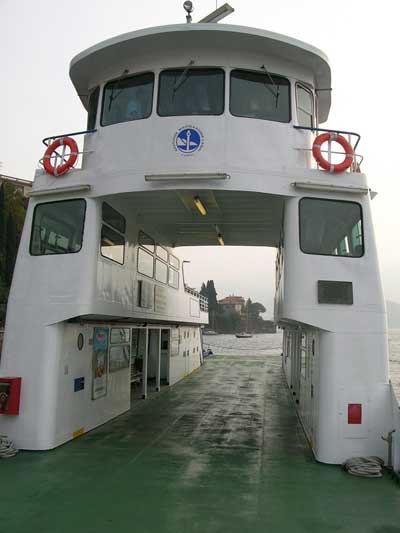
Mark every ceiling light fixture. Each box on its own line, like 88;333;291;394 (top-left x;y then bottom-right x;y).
193;196;207;215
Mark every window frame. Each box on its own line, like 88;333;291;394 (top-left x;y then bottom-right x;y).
169;254;180;270
296;83;315;129
100;71;155;127
100;223;126;265
29;199;87;257
102;202;126;234
87;86;100;130
229;68;291;123
156;244;168;262
155;258;168;284
298;197;365;258
157;67;226;117
139;231;155;253
137;247;155;279
168;266;180;290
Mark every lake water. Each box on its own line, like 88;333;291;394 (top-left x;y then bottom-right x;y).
203;329;400;388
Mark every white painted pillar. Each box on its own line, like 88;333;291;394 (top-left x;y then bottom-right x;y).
156;329;161;392
142;328;148;399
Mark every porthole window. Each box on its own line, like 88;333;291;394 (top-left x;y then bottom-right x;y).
77;333;84;351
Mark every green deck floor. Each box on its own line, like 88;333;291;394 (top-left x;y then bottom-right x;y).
1;355;400;533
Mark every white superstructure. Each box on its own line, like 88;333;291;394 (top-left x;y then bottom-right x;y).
0;18;395;462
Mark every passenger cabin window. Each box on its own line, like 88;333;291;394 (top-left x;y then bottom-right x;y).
296;84;314;128
137;232;180;289
155;259;168;284
168;267;179;289
102;202;126;234
87;87;100;130
137;248;154;278
156;245;168;262
299;198;364;257
158;68;224;116
139;231;155;253
30;199;86;256
101;72;154;126
169;254;180;270
230;70;290;122
101;203;126;264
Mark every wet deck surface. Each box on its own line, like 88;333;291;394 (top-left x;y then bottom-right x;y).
1;355;400;533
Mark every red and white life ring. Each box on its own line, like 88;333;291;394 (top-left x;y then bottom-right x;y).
43;137;78;176
312;133;354;173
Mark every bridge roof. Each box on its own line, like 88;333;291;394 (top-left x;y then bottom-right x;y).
70;23;331;121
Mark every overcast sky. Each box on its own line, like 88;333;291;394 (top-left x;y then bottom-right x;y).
1;0;399;316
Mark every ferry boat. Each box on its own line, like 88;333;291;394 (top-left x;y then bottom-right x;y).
1;3;399;473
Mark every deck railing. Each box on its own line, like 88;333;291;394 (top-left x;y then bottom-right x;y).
39;129;97;172
293;125;363;173
185;286;208;312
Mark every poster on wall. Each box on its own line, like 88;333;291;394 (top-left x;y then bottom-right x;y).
92;327;109;400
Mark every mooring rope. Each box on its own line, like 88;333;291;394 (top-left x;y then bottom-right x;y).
0;435;18;458
342;456;384;478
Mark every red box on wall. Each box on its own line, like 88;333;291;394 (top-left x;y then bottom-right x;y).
0;377;22;415
348;403;362;424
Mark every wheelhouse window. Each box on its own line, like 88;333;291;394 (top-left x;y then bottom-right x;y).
101;72;154;126
230;69;290;122
299;198;364;257
158;68;224;116
87;87;100;130
296;84;314;128
30;199;86;255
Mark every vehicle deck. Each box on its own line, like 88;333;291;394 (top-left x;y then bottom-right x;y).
1;354;400;533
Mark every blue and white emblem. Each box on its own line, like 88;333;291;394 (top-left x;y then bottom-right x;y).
174;126;204;154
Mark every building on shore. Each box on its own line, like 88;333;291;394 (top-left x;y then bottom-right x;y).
218;295;246;315
0;174;32;197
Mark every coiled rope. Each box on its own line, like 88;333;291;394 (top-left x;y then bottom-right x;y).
0;435;18;458
342;456;384;478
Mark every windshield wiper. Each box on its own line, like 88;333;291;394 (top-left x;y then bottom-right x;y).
173;60;195;96
260;64;280;108
108;69;129;111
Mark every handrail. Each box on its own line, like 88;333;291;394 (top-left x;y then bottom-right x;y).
293;125;361;151
39;129;97;173
42;129;97;147
294;125;362;172
185;286;209;312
